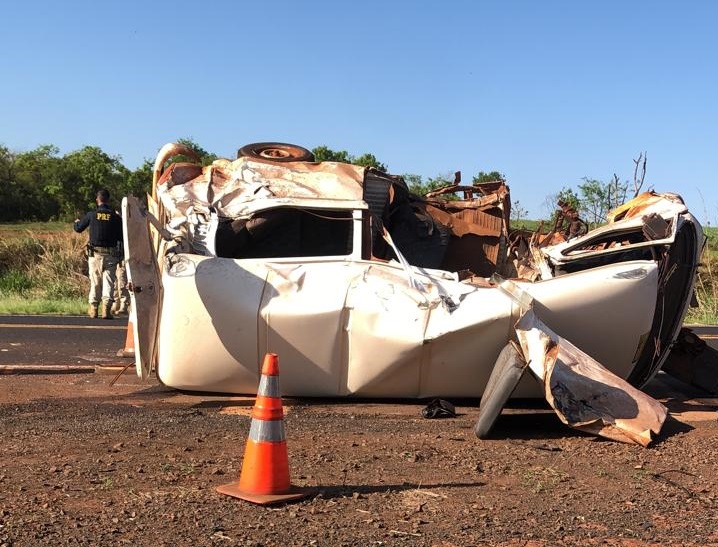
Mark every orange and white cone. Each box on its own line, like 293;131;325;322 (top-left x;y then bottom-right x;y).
216;353;312;505
116;312;135;358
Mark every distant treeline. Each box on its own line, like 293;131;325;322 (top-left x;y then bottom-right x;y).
0;137;233;222
0;139;393;222
0;143;153;222
0;138;505;222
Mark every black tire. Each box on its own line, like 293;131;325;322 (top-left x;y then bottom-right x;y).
474;342;528;439
237;142;315;162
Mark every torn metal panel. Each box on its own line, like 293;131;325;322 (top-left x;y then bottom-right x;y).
421;181;511;277
510;192;693;279
516;309;668;446
509;193;703;388
157;156;368;220
606;191;687;222
422;204;502;238
121;196;162;380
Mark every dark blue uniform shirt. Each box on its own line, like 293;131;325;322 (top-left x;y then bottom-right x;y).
74;204;123;248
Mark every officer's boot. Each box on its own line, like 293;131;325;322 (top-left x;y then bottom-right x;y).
100;301;114;320
88;304;98;319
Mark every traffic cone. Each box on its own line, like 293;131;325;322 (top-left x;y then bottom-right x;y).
216;353;312;505
116;313;135;358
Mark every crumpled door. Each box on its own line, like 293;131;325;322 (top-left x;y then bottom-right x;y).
122;196;162;380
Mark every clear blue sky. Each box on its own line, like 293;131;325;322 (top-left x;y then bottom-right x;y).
2;1;717;223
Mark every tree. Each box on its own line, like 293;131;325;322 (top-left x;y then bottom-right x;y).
403;173;455;197
12;145;64;220
311;145;387;172
543;186;580;222
312;145;351;164
576;176;630;227
546;175;632;228
607;174;629;209
511;200;528;224
175;137;218;166
124;159;153;197
406;170;505;199
0;139;224;222
0;145;19;221
403;174;426;195
632;152;647;196
557;186;581;212
0;145;13;182
352;153;387;172
47;146;128;218
473;171;505;184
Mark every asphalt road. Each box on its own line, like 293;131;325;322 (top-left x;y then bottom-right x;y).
0;314;128;366
685;324;718;345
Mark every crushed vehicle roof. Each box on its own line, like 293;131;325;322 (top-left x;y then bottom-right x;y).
157;156;372;218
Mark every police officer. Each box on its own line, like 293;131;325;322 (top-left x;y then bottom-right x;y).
112;251;131;315
73;189;124;319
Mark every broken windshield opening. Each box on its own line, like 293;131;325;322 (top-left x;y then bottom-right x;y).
562;227;649;255
214;207;354;260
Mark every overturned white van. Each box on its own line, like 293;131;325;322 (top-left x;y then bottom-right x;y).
123;142;703;400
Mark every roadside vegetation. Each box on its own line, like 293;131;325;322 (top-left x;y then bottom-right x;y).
0;226;87;314
686;225;718;324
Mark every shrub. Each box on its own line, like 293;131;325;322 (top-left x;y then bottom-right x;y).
0;230;88;301
32;234;88;298
0;235;44;274
686;245;718;324
0;270;33;295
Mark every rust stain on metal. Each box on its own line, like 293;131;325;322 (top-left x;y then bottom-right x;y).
418;178;510;277
516;309;668;447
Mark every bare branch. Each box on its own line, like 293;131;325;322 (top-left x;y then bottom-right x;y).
633;152;647;197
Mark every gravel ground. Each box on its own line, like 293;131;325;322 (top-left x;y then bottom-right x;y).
1;372;717;546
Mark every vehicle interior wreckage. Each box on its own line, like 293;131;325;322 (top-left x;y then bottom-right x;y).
122;142;705;446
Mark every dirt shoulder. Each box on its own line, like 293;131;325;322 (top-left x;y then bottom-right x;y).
1;372;717;546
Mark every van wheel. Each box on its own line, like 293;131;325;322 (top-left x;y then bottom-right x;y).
237;142;315;162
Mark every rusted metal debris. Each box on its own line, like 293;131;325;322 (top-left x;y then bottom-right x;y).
476;277;669;446
417;176;511;277
515;309;668;447
544;199;589;243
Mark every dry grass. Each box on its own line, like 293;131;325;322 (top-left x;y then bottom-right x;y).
686;239;718;324
32;234;89;298
0;230;88;313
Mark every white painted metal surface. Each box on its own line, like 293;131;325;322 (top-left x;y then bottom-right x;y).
152;254;657;397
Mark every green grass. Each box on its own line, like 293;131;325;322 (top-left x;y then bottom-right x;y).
0;270;33;294
0;227;88;315
0;295;86;315
521;466;569;493
685;305;718;325
511;219;542;231
686;233;718;324
704;226;718;258
0;220;72;234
